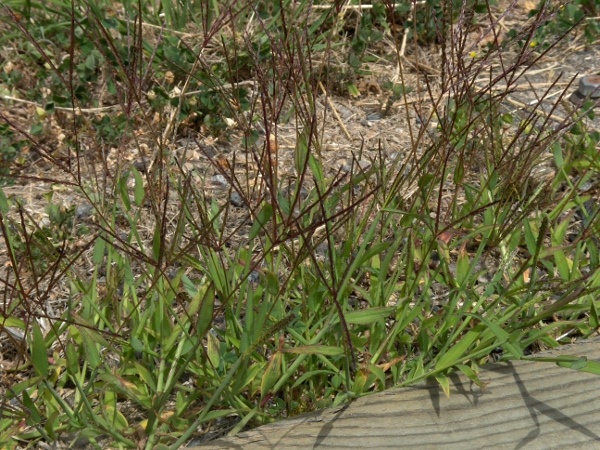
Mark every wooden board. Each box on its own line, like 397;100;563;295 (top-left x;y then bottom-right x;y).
191;338;600;449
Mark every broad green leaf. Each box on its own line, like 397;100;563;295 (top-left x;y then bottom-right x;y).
153;226;162;261
472;315;523;359
197;283;215;337
85;52;96;70
133;362;157;393
291;370;338;389
523;219;537;256
552;216;570;246
249;204;273;240
207;332;220;368
131;336;143;353
181;335;199;356
79;326;101;369
344;307;394;325
282;345;344;356
65;342;78;375
368;364;386;388
453;159;464;184
575;360;600;375
0;187;8;213
103;405;128;430
132;168;145;207
261;351;283;399
118;172;131;211
31;322;48;378
527;356;600;375
557;356;588;371
436;326;483;371
456;364;487;388
435;373;451;398
163;324;184;354
99;373;150;407
333;391;356;407
232;361;265;396
0;315;25;329
23;390;41;425
552;142;564;168
265;270;279;296
418;173;435;189
455;245;470;287
308;153;324;185
294;131;309;177
92;238;105;265
352;369;369;394
347;83;360;97
554;250;572;281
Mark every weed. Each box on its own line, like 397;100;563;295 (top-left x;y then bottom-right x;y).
0;0;599;448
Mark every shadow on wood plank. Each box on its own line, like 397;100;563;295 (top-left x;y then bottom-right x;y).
189;337;600;449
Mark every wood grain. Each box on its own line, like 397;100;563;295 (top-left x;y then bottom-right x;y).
190;338;600;449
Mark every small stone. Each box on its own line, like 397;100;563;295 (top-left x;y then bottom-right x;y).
61;433;90;449
341;160;371;174
185;437;203;447
315;242;329;257
213;316;226;331
212;174;229;188
576;198;596;228
230;191;245;208
332;103;353;119
283;184;309;201
133;157;152;173
578;75;600;98
248;270;260;284
75;203;93;220
200;144;217;158
356;160;371;171
298;187;309;200
366;113;382;121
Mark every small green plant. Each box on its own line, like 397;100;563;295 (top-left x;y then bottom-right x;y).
1;1;600;449
531;0;600;45
0;123;23;178
348;3;387;70
392;0;492;44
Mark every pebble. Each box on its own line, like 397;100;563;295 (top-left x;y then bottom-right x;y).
366;113;382;121
341;160;372;173
212;174;229;188
248;270;260;284
283;184;309;200
132;157;151;173
331;103;353;119
230;191;245;208
576;198;596;228
75;203;93;220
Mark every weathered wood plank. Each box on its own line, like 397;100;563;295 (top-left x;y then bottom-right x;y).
191;338;600;449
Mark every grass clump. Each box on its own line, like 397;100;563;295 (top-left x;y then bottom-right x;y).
0;0;600;448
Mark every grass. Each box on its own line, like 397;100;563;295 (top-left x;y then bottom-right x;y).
1;0;600;448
